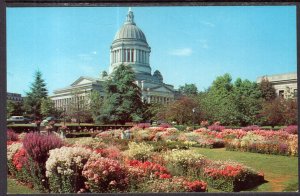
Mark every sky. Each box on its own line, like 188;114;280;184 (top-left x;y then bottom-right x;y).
7;6;296;96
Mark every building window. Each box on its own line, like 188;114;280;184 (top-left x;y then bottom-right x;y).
279;90;284;98
294;89;297;97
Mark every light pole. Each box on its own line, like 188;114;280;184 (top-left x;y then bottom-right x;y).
192;108;196;131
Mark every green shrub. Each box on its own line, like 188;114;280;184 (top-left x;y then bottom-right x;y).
125;142;154;162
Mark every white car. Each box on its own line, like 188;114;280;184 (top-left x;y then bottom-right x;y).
7;116;30;124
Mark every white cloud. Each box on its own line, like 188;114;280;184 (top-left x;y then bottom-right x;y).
169;48;193;57
200;21;215;28
197;39;209;49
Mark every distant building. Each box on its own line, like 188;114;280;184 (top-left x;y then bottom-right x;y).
7;92;23;102
257;72;297;99
51;9;176;111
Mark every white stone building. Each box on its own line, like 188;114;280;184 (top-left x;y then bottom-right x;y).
257;72;297;99
51;9;176;111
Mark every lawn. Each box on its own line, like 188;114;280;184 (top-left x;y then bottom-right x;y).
7;177;38;194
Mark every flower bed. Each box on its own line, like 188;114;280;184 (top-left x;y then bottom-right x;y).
138;177;207;192
226;131;298;156
7;129;268;193
202;160;264;192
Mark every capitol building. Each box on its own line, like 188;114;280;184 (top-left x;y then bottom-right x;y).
50;9;176;111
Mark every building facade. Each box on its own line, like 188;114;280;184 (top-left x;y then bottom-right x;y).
257;72;297;99
51;9;176;111
7;92;23;102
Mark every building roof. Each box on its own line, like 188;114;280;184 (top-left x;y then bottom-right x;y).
256;72;297;83
113;9;147;44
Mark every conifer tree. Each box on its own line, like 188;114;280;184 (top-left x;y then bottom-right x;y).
99;64;144;124
23;70;48;119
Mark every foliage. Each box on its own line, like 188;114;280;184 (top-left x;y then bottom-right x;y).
242;125;260;132
89;91;103;123
178;83;198;96
41;97;59;117
125;142;154;161
7;100;24;118
162;96;201;125
226;131;298;156
73;137;106;149
200;74;240;126
46;146;96;193
259;98;297;127
23;70;48;119
283;125;298;134
99;64;144;124
232;78;263;126
138;177;207;192
126;159;171;180
7;142;23;162
202;160;264;192
208;124;225;132
23;132;64;165
66;90;92;125
82;157;129;193
164;149;206;176
7;130;19;142
258;77;276;101
94;146;123;160
142;102;164;122
136;123;151;129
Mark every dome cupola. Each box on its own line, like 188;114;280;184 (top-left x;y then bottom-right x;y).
109;8;151;76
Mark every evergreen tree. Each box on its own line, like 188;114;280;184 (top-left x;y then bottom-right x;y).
23;71;48;119
258;76;276;101
99;64;144;124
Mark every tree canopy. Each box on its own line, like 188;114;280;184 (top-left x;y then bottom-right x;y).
258;77;276;101
98;64;144;124
178;83;198;96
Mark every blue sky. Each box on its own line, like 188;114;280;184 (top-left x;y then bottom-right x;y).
7;6;296;96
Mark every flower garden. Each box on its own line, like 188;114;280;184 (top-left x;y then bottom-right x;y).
7;124;298;193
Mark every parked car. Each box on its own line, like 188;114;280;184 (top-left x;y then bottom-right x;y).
7;116;31;124
41;117;61;126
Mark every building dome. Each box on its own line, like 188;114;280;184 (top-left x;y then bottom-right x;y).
114;24;147;43
113;8;147;43
109;8;151;75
